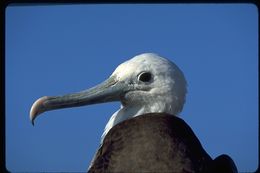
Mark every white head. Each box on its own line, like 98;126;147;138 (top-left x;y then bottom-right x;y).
30;53;187;142
101;53;187;139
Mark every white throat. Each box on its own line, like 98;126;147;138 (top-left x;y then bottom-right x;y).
101;94;181;142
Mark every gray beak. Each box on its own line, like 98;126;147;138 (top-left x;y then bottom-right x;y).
30;76;130;125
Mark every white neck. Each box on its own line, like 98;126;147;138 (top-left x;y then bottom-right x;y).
101;99;178;143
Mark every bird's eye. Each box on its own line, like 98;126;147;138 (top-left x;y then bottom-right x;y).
138;72;152;82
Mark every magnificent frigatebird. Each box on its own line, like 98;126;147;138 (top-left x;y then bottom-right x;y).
30;53;237;172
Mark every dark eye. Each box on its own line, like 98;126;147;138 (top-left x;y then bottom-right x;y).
138;72;152;82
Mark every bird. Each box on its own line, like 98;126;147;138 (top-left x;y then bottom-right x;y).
30;53;237;172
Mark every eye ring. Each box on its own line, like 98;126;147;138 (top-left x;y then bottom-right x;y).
137;72;152;83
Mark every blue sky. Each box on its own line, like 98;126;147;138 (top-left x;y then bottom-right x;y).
5;4;258;172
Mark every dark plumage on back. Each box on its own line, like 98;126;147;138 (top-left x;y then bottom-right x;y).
88;113;238;173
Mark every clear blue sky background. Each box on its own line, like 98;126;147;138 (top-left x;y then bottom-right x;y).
5;4;258;172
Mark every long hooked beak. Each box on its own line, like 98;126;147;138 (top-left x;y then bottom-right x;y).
30;76;130;125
